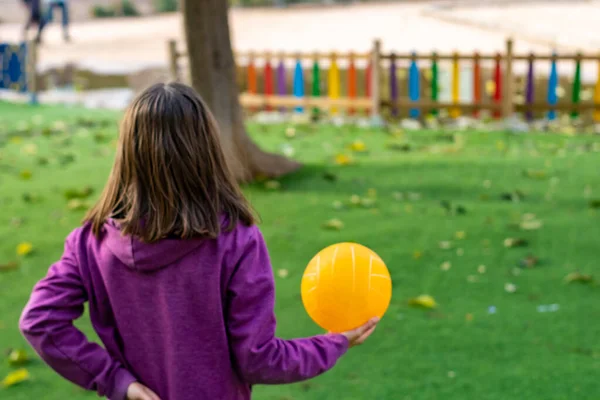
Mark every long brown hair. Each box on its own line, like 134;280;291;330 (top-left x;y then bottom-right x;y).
85;82;256;242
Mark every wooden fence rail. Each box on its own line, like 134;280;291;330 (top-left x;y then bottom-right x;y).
167;38;600;122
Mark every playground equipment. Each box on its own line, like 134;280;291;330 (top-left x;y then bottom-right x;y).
0;41;38;104
167;38;600;122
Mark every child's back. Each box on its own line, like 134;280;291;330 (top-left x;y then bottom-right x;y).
19;83;378;400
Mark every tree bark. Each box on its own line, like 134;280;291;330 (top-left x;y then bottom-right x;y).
182;0;301;182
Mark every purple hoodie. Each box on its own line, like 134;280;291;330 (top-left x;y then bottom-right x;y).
19;220;349;399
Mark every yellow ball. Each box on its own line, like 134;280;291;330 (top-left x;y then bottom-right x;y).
301;242;392;333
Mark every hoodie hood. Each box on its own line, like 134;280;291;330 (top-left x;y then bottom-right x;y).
103;219;206;272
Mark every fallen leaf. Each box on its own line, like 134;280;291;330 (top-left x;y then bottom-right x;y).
334;154;353;166
478;265;487;274
465;314;473;322
504;238;529;248
408;192;421;201
21;143;38;155
63;186;94;200
322;219;344;231
277;269;289;279
440;261;451;271
7;349;29;366
564;272;593;284
439;241;452;250
367;188;377;198
67;199;90;211
537;304;560;313
408;294;437;309
524;169;548;180
16;242;33;257
386;141;412;152
447;371;456;378
331;200;344;210
264;180;281;190
519;255;539;269
412;250;423;260
360;198;376;208
500;190;525;202
520;219;543;231
285;126;296;138
349;195;361;205
0;262;19;272
349;140;367;152
455;231;466;240
504;282;517;293
19;170;32;180
1;368;30;388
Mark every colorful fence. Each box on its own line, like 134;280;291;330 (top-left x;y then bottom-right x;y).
0;41;38;103
167;39;600;122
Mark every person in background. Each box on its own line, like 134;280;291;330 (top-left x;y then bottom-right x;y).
38;0;71;43
21;0;44;42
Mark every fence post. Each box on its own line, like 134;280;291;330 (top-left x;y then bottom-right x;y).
502;38;514;118
370;39;381;118
27;40;38;105
167;39;179;82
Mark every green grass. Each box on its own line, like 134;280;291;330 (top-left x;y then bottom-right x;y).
1;101;599;399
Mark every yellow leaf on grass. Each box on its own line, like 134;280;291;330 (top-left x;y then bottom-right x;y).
2;368;30;388
322;218;344;231
349;140;367;152
8;349;30;366
334;154;353;166
16;242;33;257
408;294;437;309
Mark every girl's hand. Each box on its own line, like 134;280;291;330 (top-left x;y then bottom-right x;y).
126;382;162;400
340;317;380;348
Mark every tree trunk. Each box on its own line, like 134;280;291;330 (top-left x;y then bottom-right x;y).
182;0;301;182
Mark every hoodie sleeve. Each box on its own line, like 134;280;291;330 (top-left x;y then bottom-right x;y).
226;226;349;385
19;231;136;400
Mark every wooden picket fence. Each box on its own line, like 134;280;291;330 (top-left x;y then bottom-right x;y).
167;38;600;121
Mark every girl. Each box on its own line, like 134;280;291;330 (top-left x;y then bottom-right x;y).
20;83;379;400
